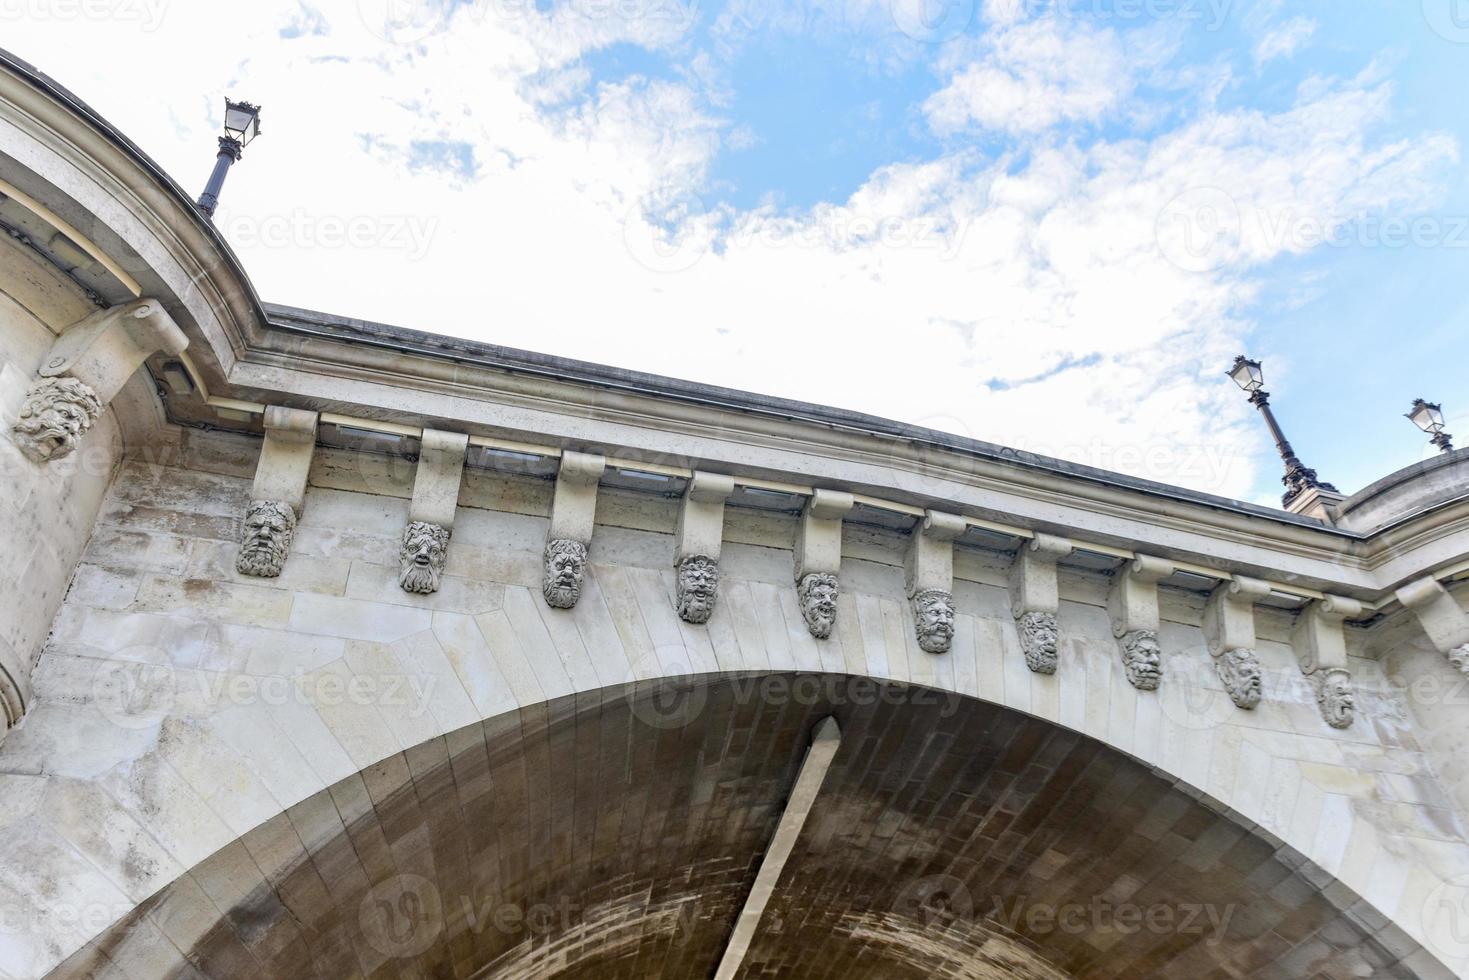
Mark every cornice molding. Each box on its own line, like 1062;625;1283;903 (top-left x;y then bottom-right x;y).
6;45;1465;611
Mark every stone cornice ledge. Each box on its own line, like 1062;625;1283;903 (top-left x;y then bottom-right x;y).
206;304;1386;599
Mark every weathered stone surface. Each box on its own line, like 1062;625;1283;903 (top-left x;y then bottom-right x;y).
236;499;296;578
542;537;588;609
1119;628;1162;691
1315;666;1356;730
399;520;450;594
1215;646;1264;709
10;376;101;463
45;681;1446;980
3;453;1468;978
676;554;719;625
796;572;839;640
910;588;955;655
1016;610;1058;674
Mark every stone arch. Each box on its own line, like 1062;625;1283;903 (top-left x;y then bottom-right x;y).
8;447;1469;978
47;675;1448;979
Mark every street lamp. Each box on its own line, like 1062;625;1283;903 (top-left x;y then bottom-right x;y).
1227;355;1338;508
1406;399;1455;454
196;98;262;218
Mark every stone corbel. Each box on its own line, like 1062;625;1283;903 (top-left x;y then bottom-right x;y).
674;472;734;623
904;510;965;655
542;451;605;609
1395;577;1469;676
398;429;468;595
1107;555;1174;691
1292;595;1365;729
1008;534;1074;674
11;298;187;463
1202;576;1271;709
794;490;854;639
237;407;318;578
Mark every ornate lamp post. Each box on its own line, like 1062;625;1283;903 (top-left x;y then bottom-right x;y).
1228;356;1338;508
196;99;262;218
1406;399;1455;454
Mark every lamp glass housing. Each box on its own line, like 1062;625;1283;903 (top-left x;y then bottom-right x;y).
1228;357;1264;392
1408;400;1446;433
223;100;261;145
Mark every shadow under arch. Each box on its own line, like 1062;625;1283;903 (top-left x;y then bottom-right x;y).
50;673;1446;979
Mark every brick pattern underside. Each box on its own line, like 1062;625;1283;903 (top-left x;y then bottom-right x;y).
54;675;1430;979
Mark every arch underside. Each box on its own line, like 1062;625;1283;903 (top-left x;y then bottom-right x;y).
52;674;1432;980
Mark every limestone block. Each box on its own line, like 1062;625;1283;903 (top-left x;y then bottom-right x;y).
35;299;187;401
1108;554;1174;692
250;407;318;512
903;510;965;597
546;450;605;544
1203;576;1271;709
398;431;464;596
794;490;854;580
1008;533;1073;618
794;491;853;641
903;511;964;656
1204;575;1271;656
673;473;733;624
675;471;734;563
1396;577;1469;674
1294;595;1364;674
1008;533;1073;674
11;299;187;464
542;451;604;609
239;408;318;579
407;429;469;529
1293;595;1365;730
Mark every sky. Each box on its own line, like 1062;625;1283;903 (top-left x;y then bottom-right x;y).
5;0;1467;505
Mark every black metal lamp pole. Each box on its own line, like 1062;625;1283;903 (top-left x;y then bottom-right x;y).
197;136;243;217
196;99;261;219
1228;356;1338;508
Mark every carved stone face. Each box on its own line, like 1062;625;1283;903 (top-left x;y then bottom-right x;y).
676;555;719;624
797;573;839;639
1215;647;1263;709
543;538;588;609
12;377;103;463
399;521;451;594
237;500;296;578
1120;629;1162;691
1017;611;1059;674
1315;668;1355;729
1449;645;1469;677
912;589;955;654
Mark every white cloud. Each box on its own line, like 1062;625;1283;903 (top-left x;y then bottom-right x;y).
1254;16;1317;65
922;14;1167;136
0;1;1456;502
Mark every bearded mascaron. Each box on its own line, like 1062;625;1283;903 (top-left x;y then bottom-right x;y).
1119;629;1162;690
237;500;296;578
1017;611;1059;674
1215;647;1263;709
676;555;719;624
911;588;955;654
797;572;839;639
399;521;451;594
12;377;103;463
542;538;588;609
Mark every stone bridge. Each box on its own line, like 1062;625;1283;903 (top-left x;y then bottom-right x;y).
4;47;1469;980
